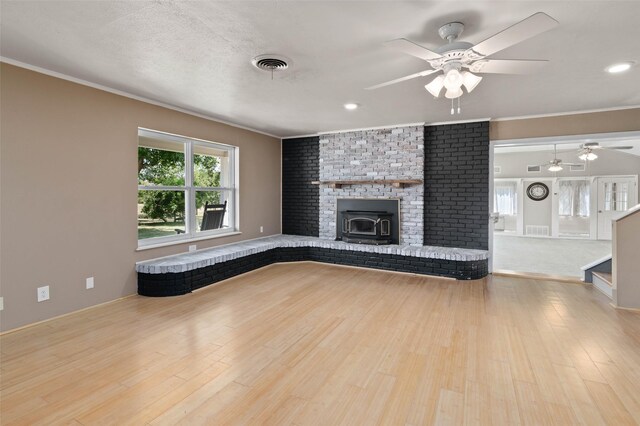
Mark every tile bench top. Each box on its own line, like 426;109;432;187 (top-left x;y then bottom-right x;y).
136;235;489;274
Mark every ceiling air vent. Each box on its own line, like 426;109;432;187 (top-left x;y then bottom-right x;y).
527;165;541;173
252;55;290;73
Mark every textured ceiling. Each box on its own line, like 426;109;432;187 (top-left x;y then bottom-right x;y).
2;1;639;137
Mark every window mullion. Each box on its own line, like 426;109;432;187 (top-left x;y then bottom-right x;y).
185;141;196;236
137;185;186;191
192;187;233;191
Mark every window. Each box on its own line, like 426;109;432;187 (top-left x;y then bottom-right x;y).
558;180;589;217
603;181;629;212
494;181;517;215
137;128;237;246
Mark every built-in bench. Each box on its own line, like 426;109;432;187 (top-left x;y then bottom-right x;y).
136;235;489;296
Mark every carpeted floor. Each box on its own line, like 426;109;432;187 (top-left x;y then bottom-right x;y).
493;233;611;278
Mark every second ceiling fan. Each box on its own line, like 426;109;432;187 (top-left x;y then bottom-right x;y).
367;12;559;101
578;142;633;161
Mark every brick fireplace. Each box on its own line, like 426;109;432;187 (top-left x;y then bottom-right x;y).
281;121;490;253
318;125;424;246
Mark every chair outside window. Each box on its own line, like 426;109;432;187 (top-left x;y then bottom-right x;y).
176;201;227;234
200;201;227;231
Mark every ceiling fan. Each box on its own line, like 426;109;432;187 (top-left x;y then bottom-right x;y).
366;12;559;103
540;145;581;172
578;142;634;161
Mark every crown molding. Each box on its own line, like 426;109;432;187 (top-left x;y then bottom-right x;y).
491;105;640;122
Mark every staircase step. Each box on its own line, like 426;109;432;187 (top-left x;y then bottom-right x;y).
592;272;613;299
592;272;612;286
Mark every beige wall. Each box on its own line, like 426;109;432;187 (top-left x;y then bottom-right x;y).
613;210;640;309
0;64;281;331
490;108;640;141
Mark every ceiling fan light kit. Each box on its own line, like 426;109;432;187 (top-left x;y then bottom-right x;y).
578;149;598;161
577;142;632;162
540;144;583;173
369;12;559;114
424;75;445;97
445;86;463;99
462;71;483;92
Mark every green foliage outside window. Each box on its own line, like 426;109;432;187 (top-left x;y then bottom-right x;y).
138;147;221;222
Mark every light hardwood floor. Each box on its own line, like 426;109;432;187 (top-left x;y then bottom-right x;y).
2;262;640;425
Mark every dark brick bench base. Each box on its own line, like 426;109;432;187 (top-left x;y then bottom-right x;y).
138;247;488;297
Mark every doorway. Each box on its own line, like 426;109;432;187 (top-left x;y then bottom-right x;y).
490;131;640;279
596;177;638;239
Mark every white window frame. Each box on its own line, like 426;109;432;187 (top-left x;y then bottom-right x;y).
137;128;239;248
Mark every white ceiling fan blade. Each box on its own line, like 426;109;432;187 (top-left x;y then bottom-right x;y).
384;38;443;61
469;12;558;58
470;59;549;74
365;69;439;90
608;146;634;150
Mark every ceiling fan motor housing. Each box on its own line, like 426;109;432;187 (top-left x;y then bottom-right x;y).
438;22;465;41
432;43;474;72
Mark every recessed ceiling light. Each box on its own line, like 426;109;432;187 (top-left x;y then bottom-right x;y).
606;62;633;73
344;103;358;110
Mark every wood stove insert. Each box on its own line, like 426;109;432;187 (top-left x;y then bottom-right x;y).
341;210;394;245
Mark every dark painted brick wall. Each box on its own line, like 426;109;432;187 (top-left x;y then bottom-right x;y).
424;122;489;250
282;136;320;236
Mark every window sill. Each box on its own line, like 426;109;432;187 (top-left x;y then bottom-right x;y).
136;231;242;251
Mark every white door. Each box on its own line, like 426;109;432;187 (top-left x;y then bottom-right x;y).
597;177;637;240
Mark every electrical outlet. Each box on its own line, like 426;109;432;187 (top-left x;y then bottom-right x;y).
189;245;197;252
86;277;94;289
0;297;4;311
37;286;50;302
260;226;264;233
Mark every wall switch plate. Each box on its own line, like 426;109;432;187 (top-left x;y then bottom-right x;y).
0;297;3;311
37;286;50;302
189;245;197;252
86;277;94;289
260;226;264;233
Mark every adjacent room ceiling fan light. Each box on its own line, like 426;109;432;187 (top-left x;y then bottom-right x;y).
578;148;598;161
368;12;559;114
577;142;632;160
541;144;582;172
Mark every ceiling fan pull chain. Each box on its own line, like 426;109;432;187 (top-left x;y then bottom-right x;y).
450;98;454;115
457;97;461;114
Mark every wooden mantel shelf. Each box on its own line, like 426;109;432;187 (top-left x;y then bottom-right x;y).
311;179;423;189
